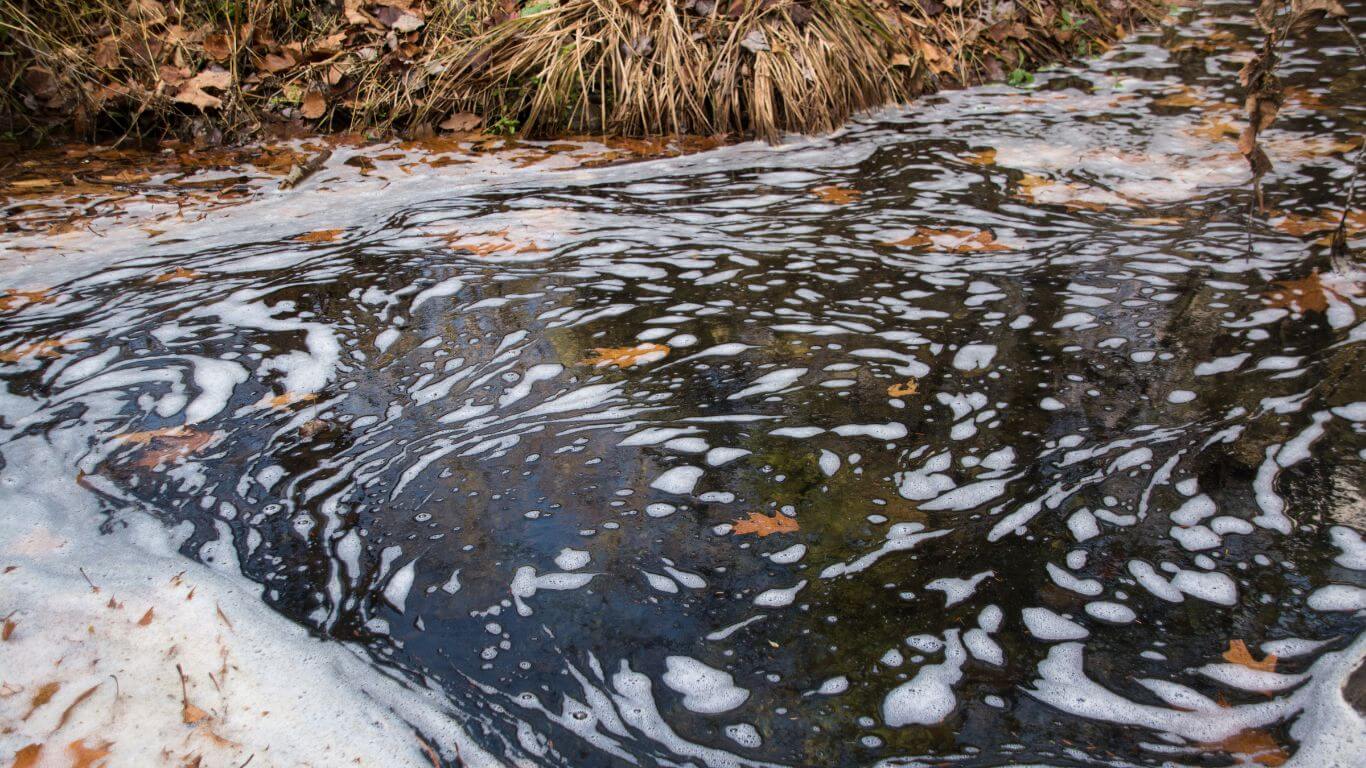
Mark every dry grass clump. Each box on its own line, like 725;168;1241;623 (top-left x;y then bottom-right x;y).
0;0;1160;144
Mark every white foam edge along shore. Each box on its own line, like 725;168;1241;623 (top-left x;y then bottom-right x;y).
0;433;503;768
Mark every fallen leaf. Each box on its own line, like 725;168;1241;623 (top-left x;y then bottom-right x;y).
151;267;203;283
202;32;232;62
178;664;209;724
2;616;16;640
173;68;233;110
66;738;111;768
963;148;996;165
137;607;155;626
580;343;669;368
885;226;1011;252
24;682;60;719
811;185;861;204
301;89;327;119
1211;728;1287;766
0;289;53;312
114;427;216;468
733;512;800;537
888;379;919;397
11;744;41;768
440;112;481;132
1263;269;1360;314
0;338;82;363
258;391;318;409
295;229;344;243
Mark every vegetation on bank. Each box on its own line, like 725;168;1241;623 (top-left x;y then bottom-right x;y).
2;0;1160;144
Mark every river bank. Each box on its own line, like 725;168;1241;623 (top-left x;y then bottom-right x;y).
3;0;1159;144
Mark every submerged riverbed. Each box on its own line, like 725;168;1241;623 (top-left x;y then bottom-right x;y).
2;2;1365;766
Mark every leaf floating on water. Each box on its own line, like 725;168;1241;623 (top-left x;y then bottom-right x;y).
25;682;60;719
0;288;55;312
1263;270;1360;314
66;738;112;768
962;149;997;165
1211;728;1288;766
580;343;669;369
137;607;154;626
11;744;42;768
884;227;1011;253
1223;639;1277;672
114;426;217;469
150;267;203;284
0;338;83;363
295;229;344;243
811;185;861;204
258;391;319;409
178;664;209;724
888;379;919;397
2;616;16;641
732;512;800;537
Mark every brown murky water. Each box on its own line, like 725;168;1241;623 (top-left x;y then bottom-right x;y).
2;2;1364;766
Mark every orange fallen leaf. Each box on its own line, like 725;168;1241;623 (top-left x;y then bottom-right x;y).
0;338;82;363
581;343;669;369
1223;639;1277;672
114;426;216;468
137;607;154;626
888;379;919;397
258;391;318;409
11;744;42;768
732;512;800;537
963;149;996;166
24;682;60;719
151;267;203;284
0;289;55;312
2;615;15;641
811;185;861;204
1210;728;1287;766
300;89;328;120
178;664;209;724
885;226;1011;253
295;229;344;243
1263;269;1360;314
66;738;111;768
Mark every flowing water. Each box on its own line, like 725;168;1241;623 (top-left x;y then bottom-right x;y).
2;2;1365;766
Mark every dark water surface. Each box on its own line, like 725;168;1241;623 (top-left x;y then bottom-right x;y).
2;2;1365;766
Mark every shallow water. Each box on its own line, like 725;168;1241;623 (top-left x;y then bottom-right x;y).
2;2;1365;766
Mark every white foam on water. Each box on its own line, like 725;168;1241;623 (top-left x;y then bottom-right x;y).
661;657;750;714
882;630;967;727
0;436;500;768
650;465;704;495
1022;608;1089;641
925;571;994;607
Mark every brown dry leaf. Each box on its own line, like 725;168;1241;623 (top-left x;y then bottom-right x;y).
888;379;919;397
115;426;216;468
25;682;60;719
12;744;42;768
1262;270;1360;314
919;39;955;75
1189;117;1243;142
732;512;800;537
301;89;327;120
173;69;233;110
1211;728;1288;766
295;229;344;243
66;738;112;768
886;227;1010;253
963;149;996;165
258;391;318;409
151;267;203;283
1016;174;1112;211
580;343;670;369
811;185;861;204
2;617;16;640
261;51;296;74
137;607;155;626
202;32;232;62
0;338;82;363
440;112;481;132
1224;639;1276;672
0;288;54;312
178;664;209;724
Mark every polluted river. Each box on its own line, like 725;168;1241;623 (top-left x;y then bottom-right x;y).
1;2;1364;767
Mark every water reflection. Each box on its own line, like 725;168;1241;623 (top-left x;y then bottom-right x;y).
2;2;1364;766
